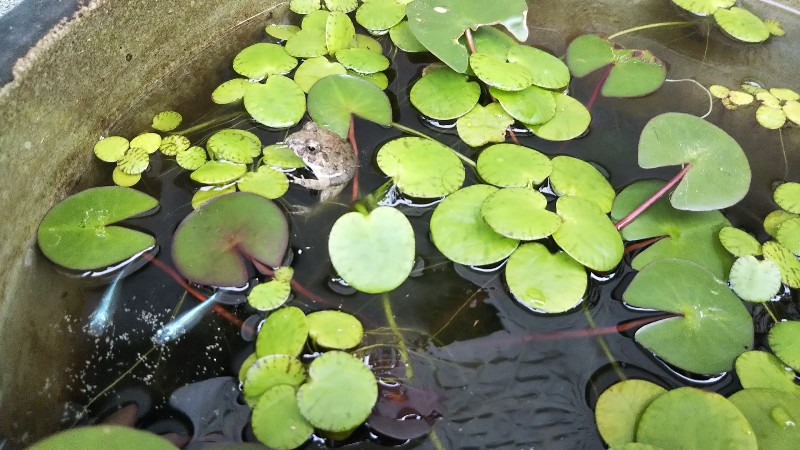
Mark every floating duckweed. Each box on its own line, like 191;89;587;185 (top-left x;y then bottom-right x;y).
265;24;301;41
294;57;347;93
729;256;782;302
129;132;162;154
506;45;570;90
233;43;298;80
335;47;390;74
93;136;129;162
112;167;141;187
306;310;363;349
490;85;556;125
190;161;247;184
346;70;389;90
595;380;667;448
389;20;426;52
476;143;552;188
714;7;771;43
117;147;150;174
773;182;800;213
549;156;616;213
207;129;261;164
481;188;561;240
756;104;786;129
211;78;252;104
262;144;306;169
709;84;730;98
237;166;290;199
190;185;235;209
244;354;306;403
469;52;534;91
256;306;309;358
176;146;208;170
718;226;761;256
456;102;515;147
728;90;754;106
325;11;355;54
355;0;407;32
158;134;190;156
151;111;182;132
410;66;481;120
526;93;591;141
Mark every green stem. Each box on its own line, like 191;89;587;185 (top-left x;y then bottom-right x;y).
382;293;413;380
390;122;477;167
764;303;779;324
429;428;446;450
608;21;694;40
171;111;243;135
583;307;626;382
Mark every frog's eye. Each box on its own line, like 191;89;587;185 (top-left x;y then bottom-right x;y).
306;143;318;152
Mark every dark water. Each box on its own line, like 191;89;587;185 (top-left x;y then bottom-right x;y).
30;4;800;450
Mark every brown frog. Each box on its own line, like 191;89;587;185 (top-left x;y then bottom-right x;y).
284;121;356;201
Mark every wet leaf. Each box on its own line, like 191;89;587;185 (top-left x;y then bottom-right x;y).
212;78;252;104
566;34;614;77
526;92;591;141
151;111;182;132
176;146;208;170
376;137;465;197
307;74;392;138
456;102;514;147
504;243;585;313
247;269;292;311
252;385;313;450
28;426;175;450
774;182;800;213
735;351;800;394
728;388;800;450
207;129;261;164
285;29;328;58
481;188;561;240
672;0;736;15
237;166;289;200
762;241;800;288
94;136;129;162
595;380;667;447
714;7;770;43
244;354;306;404
233;43;297;80
244;75;306;129
719;226;761;257
158;134;190;156
507;45;570;90
256;306;309;358
553;196;623;272
768;320;800;371
356;0;407;31
489;84;556;125
549;156;615;213
293;57;347;93
476;143;552;188
190;161;247;185
729;256;782;302
307;310;363;349
389;20;427;52
410;66;481;120
335;47;390;74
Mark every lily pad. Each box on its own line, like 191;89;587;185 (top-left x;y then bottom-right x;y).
29;426;175;450
262;144;307;169
776;217;800;254
190;161;247;185
191;185;236;209
328;206;415;294
158;134;190;156
469;52;533;91
784;101;800;125
672;0;736;15
293;57;347;93
756;104;786;129
636;387;757;449
507;45;570;90
389;20;427;52
37;187;158;270
595;380;667;448
376;137;465;197
151;111;182;132
335;47;390;74
714;7;770;43
638;112;751;211
117;147;150;174
290;0;321;14
622;259;753;374
285;29;328;58
244;354;307;403
172;193;289;287
247;270;292;311
326;11;355;54
410;66;481;120
764;210;800;237
356;0;407;32
602;49;666;98
297;351;378;432
728;388;800;450
465;25;518;55
456;102;514;147
207;129;261;164
481;188;561;240
130;132;161;154
762;241;800;288
553;196;623;272
265;24;301;41
233;43;297;80
93;136;129;162
729;256;782;302
346;70;389;90
549;156;615;213
212;78;252;104
256;306;309;358
430;184;519;265
476;143;552;188
406;0;529;73
112;167;140;187
252;385;313;450
306;310;363;349
735;351;800;394
526;93;591;141
489;85;556;125
237;166;289;200
307;74;392;138
504;243;585;313
325;0;358;13
719;226;761;256
244;75;306;129
176;146;208;170
566;34;614;77
768;321;800;371
774;182;800;213
354;33;384;53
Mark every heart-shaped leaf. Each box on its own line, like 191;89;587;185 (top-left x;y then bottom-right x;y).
714;7;770;43
566;34;614;77
476;143;552;188
525;92;591;141
735;351;800;394
729;256;782;302
244;75;306;129
307;310;363;349
595;380;667;448
244;354;306;404
356;0;407;31
504;243;585;313
256;306;309;358
602;49;666;98
481;188;561;240
293;57;347;93
768;321;800;371
719;226;762;257
307;74;392;138
251;385;313;450
553;196;623;272
456;102;514;147
549;155;615;213
507;45;570;90
489;85;556;125
728;388;800;450
410;66;481;120
233;43;297;80
376;137;465;197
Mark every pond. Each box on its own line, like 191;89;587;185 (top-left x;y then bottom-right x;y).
2;0;800;449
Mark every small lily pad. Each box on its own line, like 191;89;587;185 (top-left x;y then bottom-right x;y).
244;354;306;403
191;185;236;209
325;11;355;54
566;34;613;77
307;74;392;138
237;166;289;200
672;0;736;15
728;388;800;450
356;0;406;32
774;182;800;213
176;146;208;170
238;353;258;383
247;270;292;311
526;93;591;141
410;66;481;120
430;185;519;266
507;45;570;90
476;143;552;188
729;256;782;302
151;111;182;132
347;70;389;90
290;0;321;14
489;85;556;125
256;306;309;358
130;132;161;154
764;210;799;237
553;196;622;272
94;136;129;162
768;321;800;370
469;52;533;91
504;243;585;313
335;47;390;74
762;241;800;288
158;134;190;156
233;43;297;80
776;217;800;254
325;0;358;13
244;75;306;129
784;101;800;125
307;310;363;349
602;49;666;98
37;187;158;270
208;129;261;164
549;156;615;213
328;206;415;294
212;78;252;104
719;226;761;256
376;137;465;198
735;351;800;394
756;104;786;129
714;7;770;43
293;57;347;93
710;84;730;98
265;24;301;41
262;144;307;169
29;426;175;450
466;25;518;55
595;380;667;448
191;161;247;185
354;33;384;53
729;90;754;106
389;20;426;52
252;385;313;450
117;147;150;174
456;102;514;147
297;351;378;432
481;188;561;240
285;29;328;58
112;167;140;187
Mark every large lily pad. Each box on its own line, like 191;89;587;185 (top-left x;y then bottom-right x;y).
595;380;667;448
307;74;392;138
410;66;481;120
714;7;770;43
504;243;585;313
37;187;158;270
244;75;306;128
729;388;800;450
552;196;623;272
172;193;289;287
376;137;465;197
623;259;753;374
638;113;751;211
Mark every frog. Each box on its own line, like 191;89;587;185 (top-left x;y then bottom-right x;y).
284;121;357;202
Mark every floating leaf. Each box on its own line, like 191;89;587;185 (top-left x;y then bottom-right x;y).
354;33;384;52
244;75;306;129
526;93;591;141
774;182;800;213
636;387;757;449
252;385;313;450
328;207;415;294
191;161;247;185
476;143;552;187
672;0;736;15
347;70;389;90
233;43;297;80
504;243;585;313
176;146;208;170
784;101;800;125
29;426;175;450
256;306;309;358
112;167;140;187
37;187;158;270
93;136;129;162
764;210;799;237
212;78;252;104
130;132;161;154
595;380;667;448
549;156;615;213
729;90;754;106
638;112;751;211
456;102;514;147
117;147;150;174
602;49;666;98
776;217;800;254
469;52;533;91
262;144;306;169
764;18;786;36
376;137;465;197
290;0;321;14
265;24;301;41
552;196;622;272
297;351;378;432
565;34;613;77
247;270;292;311
244;354;306;404
719;226;761;257
307;74;392;138
307;310;363;349
406;0;528;72
756;104;786;129
237;166;289;200
172;193;289;287
481;188;561;240
507;45;570;90
326;11;355;54
709;84;730;98
303;9;331;29
207;129;261;164
335;48;390;74
151;111;182;132
489;85;556;125
285;29;328;58
735;351;800;394
410;66;481;120
191;185;236;209
389;20;426;52
714;7;770;43
623;259;753;374
158;134;190;156
239;353;259;383
325;0;358;13
293;57;347;93
430;185;519;265
356;0;407;31
762;241;800;288
728;388;800;450
729;256;782;302
768;321;800;370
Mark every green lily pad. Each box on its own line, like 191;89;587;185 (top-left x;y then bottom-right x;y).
481;188;561;240
130;132;161;154
347;70;389;90
504;243;585;313
595;380;667;448
771;88;799;101
476;143;552;188
238;352;258;383
714;7;770;43
247;270;292;311
719;226;762;257
756;105;786;129
326;11;355;54
307;310;363;349
244;354;307;403
256;306;309;358
265;24;300;41
285;29;328;58
211;78;252;104
764;210;800;237
307;74;392;138
406;0;529;73
93;136;129;162
112;167;140;187
158;134;190;156
526;93;591;141
672;0;736;15
783;101;800;125
297;351;378;432
325;0;358;12
29;426;175;450
465;25;518;55
191;185;236;209
410;66;481;120
389;20;427;52
768;321;800;371
774;182;800;213
37;187;158;270
151;111;182;132
735;351;800;394
290;0;321;14
303;9;331;29
777;217;800;254
609;444;662;450
456;102;514;147
602;49;666;98
430;185;519;265
244;75;306;129
172;193;289;287
507;45;570;90
262;144;307;169
176;146;208;170
729;256;782;302
729;90;755;106
623;259;754;374
566;34;614;77
376;137;465;197
638;112;751;211
207;129;261;164
354;33;384;53
233;43;297;80
237;166;289;200
335;47;390;74
252;385;313;450
469;52;533;91
293;57;347;93
328;206;415;294
117;147;150;174
636;387;757;450
190;161;247;185
489;85;556;125
552;196;622;272
549;156;615;213
728;388;800;450
356;0;407;32
762;241;800;288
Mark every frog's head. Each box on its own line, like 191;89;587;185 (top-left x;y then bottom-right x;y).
285;122;323;162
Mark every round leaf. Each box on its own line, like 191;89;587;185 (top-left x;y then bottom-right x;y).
335;47;390;74
285;29;328;58
293;57;347;93
714;7;770;43
777;217;800;254
774;182;800;213
719;226;762;257
507;45;570;90
549;156;615;213
207;129;261;164
762;241;800;288
735;351;800;394
602;50;666;98
728;388;800;450
410;66;481;120
326;11;355;54
481;188;561;240
504;243;585;313
117;147;150;174
29;426;175;450
93;136;129;162
768;321;800;371
553;196;623;272
756;104;786;129
176;146;208;170
595;380;667;448
476;143;552;187
389;20;427;52
672;0;736;15
265;24;300;41
262;144;306;169
356;0;407;31
566;34;614;77
112;167;140;187
307;310;363;349
247;276;292;311
191;185;235;209
729;256;782;302
244;354;306;404
256;306;309;358
526;93;591;141
151;111;182;132
307;74;392;138
764;210;799;237
190;161;247;185
252;385;313;450
237;166;289;200
376;137;465;198
456;102;514;147
469;52;533;91
212;78;252;104
489;84;556;125
290;0;321;14
244;76;306;129
158;134;190;156
130;132;161;154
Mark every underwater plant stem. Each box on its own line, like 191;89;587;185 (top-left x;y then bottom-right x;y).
429;429;446;450
764;303;779;323
171;111;243;135
464;28;477;54
624;236;666;255
382;293;414;380
349;116;360;202
390;122;477;167
586;65;612;110
583;307;627;381
607;21;694;40
615;164;692;231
